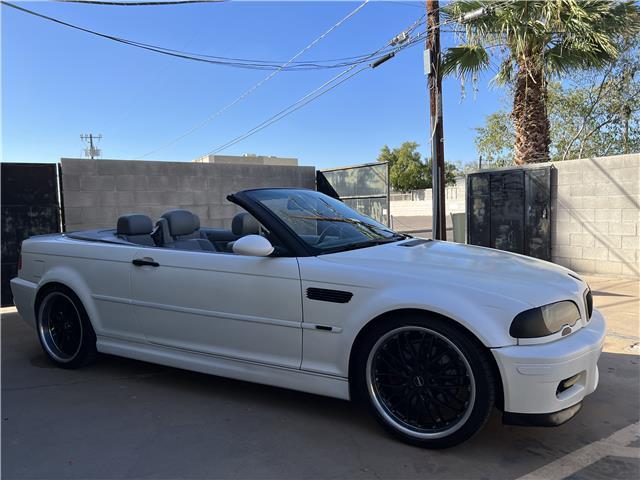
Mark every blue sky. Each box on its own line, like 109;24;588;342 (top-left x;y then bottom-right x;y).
2;0;505;169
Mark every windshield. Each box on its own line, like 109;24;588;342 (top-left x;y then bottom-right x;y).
245;189;407;253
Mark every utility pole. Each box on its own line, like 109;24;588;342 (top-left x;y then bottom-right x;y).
426;0;446;240
80;133;102;159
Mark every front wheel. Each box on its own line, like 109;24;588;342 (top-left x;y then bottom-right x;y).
36;287;97;369
353;314;496;448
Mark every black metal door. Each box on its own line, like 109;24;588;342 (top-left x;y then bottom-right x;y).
525;167;551;260
490;170;525;254
467;174;491;247
466;166;551;261
1;163;61;306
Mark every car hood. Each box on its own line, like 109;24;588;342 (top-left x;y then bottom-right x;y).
317;239;585;308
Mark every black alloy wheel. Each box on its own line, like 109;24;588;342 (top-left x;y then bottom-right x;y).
36;287;97;369
353;314;496;448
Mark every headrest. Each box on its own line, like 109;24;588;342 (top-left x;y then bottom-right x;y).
232;212;260;236
161;209;198;237
117;214;153;236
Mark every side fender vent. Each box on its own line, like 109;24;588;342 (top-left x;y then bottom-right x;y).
306;287;353;304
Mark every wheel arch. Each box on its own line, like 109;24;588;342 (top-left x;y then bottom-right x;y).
33;274;99;334
347;308;504;410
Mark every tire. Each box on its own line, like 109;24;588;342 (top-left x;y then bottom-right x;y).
352;313;496;448
35;286;97;369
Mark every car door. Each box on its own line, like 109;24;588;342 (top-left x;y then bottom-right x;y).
129;245;303;369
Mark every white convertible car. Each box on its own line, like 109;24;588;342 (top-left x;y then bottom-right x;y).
11;188;605;448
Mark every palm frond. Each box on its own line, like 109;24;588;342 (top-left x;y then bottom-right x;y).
492;58;515;86
445;0;640;76
546;40;617;75
441;44;490;78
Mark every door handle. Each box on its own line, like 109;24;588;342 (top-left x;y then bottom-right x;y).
132;258;159;267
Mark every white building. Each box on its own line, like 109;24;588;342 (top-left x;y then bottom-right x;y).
193;153;298;167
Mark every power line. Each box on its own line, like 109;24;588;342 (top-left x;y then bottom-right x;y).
139;15;427;158
186;1;506;158
202;25;427;157
2;1;429;71
56;0;225;5
136;0;373;158
2;0;397;71
197;3;505;157
205;66;371;157
385;1;424;9
1;1;260;68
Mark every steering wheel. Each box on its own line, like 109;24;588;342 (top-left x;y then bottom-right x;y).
317;224;343;244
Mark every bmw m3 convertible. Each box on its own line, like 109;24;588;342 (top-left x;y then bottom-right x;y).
10;188;605;448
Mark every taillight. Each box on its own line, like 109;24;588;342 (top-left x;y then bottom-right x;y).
17;253;22;271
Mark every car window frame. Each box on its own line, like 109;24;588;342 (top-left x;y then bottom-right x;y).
228;190;314;257
230;188;402;257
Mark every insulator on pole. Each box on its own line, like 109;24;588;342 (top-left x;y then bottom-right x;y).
461;7;489;23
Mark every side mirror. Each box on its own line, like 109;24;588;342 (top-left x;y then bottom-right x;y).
232;235;274;257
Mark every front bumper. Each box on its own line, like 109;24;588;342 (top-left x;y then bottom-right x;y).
503;402;583;427
492;309;605;417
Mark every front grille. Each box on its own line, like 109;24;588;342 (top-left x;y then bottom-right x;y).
584;288;593;320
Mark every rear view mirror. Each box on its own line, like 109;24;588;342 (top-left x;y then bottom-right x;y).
232;235;274;257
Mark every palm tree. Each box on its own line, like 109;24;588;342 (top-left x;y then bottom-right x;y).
442;0;640;164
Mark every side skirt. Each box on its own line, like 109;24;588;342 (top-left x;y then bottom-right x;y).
97;336;350;400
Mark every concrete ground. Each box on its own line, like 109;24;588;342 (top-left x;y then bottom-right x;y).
1;275;638;479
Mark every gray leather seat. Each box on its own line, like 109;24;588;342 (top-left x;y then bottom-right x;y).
232;212;260;236
226;212;261;251
155;209;216;251
117;214;155;246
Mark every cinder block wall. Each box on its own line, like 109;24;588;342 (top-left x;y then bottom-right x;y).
389;154;640;277
390;178;466;217
551;154;639;276
60;158;315;231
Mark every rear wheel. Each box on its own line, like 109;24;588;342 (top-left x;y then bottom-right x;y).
36;287;97;369
353;314;495;448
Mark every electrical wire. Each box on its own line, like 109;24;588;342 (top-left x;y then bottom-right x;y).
139;33;429;158
136;0;372;158
385;1;424;9
205;65;371;157
2;1;435;71
1;1;264;69
56;0;225;5
4;0;509;157
197;2;516;156
202;26;428;157
3;0;392;71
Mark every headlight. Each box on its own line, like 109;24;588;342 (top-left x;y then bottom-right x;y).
510;301;580;338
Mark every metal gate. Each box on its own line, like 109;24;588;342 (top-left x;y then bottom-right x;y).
1;163;62;306
316;162;390;226
466;165;551;260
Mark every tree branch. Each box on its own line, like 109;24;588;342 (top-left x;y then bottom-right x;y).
561;66;614;160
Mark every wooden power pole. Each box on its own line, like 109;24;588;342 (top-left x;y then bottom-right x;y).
426;0;447;240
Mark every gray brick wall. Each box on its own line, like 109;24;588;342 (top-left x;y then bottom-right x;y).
550;153;639;276
60;158;316;232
